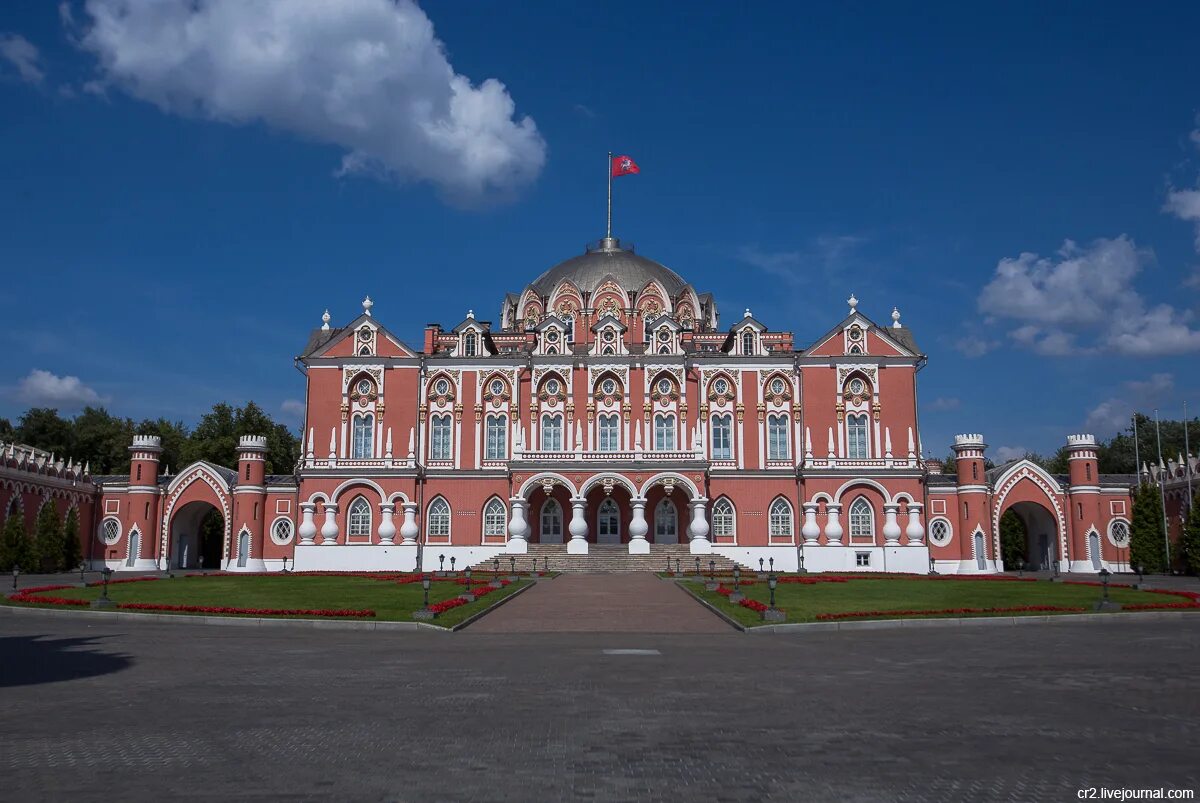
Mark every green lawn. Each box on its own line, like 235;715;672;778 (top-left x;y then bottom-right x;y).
6;575;529;628
679;576;1188;627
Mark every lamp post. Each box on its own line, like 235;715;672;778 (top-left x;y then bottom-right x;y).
797;544;807;574
79;561;87;584
281;556;290;573
674;558;680;574
422;575;431;608
665;555;672;574
11;565;18;591
491;558;502;588
758;557;764;574
439;553;446;575
450;556;456;575
413;575;435;620
1094;567;1121;611
763;572;785;622
730;565;744;603
91;567;115;609
461;567;474;601
769;557;775;573
695;557;701;577
705;559;718;591
543;556;549;573
1052;560;1060;579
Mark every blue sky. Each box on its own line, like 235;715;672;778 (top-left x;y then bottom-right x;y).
2;0;1199;460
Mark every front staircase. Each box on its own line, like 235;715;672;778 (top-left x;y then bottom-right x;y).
468;544;746;574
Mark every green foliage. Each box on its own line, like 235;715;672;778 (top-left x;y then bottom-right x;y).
34;501;65;572
999;510;1026;568
0;418;13;440
15;409;73;458
0;510;34;572
1181;496;1200;576
62;507;82;571
1129;483;1167;573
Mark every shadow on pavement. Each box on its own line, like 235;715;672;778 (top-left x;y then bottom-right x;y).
0;635;133;688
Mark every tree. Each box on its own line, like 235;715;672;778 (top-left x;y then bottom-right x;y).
1129;483;1167;573
184;402;300;475
136;417;188;474
0;509;33;572
1181;495;1200;577
999;510;1026;569
72;407;135;474
62;506;82;570
0;417;13;440
15;408;73;458
34;501;65;572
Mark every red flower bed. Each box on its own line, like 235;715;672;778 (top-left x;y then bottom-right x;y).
87;576;160;587
713;585;778;615
428;597;468;614
13;584;76;594
116;602;374;618
777;576;849;585
1123;602;1200;611
816;604;1085;621
11;594;89;607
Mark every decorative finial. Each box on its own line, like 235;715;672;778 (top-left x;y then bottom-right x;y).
362;296;373;317
467;309;475;319
321;310;331;331
848;294;858;313
891;306;901;328
744;308;752;318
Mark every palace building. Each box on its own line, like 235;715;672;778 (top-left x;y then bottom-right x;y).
3;234;1147;574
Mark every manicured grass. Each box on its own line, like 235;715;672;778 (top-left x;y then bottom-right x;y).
5;575;529;628
678;576;1193;627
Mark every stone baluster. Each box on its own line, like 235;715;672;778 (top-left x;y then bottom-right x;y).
320;503;339;545
882;504;902;544
905;502;924;544
567;498;589;554
377;503;397;545
687;498;711;554
628;498;650;554
824;503;844;544
298;502;318;545
506;498;529;553
801;502;821;544
400;502;420;545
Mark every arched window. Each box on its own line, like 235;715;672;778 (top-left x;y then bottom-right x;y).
741;330;755;355
483;498;507;539
563;316;574;343
654;498;678;543
712;498;735;540
430;414;452;460
768;498;793;539
598;414;620;451
463;332;477;357
352;413;374;459
767;413;789;460
348;496;372;537
849;497;873;541
711;414;732;460
597;498;620;541
654;414;676;451
847;414;869;459
485;414;507;460
427;497;451;538
541;414;563;451
541;499;563;540
125;527;141;567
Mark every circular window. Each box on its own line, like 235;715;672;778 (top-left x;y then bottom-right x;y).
546;379;560;395
848;327;862;341
713;378;728;395
601;379;616;395
1108;519;1130;547
356;379;372;396
358;328;371;342
771;378;785;395
603;329;615;343
929;518;952;546
657;329;670;342
271;517;295;545
434;378;450;396
99;517;121;545
657;379;672;396
547;330;559;343
490;379;504;396
849;378;865;395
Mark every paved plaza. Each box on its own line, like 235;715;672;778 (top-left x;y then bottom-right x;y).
1;599;1199;802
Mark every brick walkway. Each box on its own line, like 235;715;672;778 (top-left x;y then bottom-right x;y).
468;573;730;633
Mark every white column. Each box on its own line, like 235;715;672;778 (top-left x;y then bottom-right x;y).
824;503;843;545
567;497;589;554
628;497;649;554
905;503;925;544
298;502;318;545
377;503;397;545
801;502;821;544
320;503;339;545
882;503;902;544
399;502;420;545
687;497;711;554
506;497;529;553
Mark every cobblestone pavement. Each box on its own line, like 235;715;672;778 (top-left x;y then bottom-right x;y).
468;573;730;633
1;613;1198;802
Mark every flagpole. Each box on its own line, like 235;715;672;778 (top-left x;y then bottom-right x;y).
1154;409;1171;572
606;151;613;241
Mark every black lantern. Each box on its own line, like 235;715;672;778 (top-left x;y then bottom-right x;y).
695;557;701;576
421;575;431;609
674;558;680;573
1100;567;1111;602
708;559;715;580
11;564;18;591
101;567;113;600
733;565;741;593
769;557;775;572
928;555;937;575
465;567;472;593
439;554;446;572
509;557;516;575
281;555;290;573
543;556;549;572
493;557;500;575
1136;564;1144;583
79;561;87;583
450;556;457;573
759;557;764;572
1052;559;1060;578
768;573;778;608
666;556;672;574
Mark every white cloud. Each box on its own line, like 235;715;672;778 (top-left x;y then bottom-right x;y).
72;0;546;204
0;33;44;84
995;446;1027;463
15;369;104;408
738;235;866;287
1084;373;1174;436
978;236;1200;356
953;335;999;358
928;396;960;412
280;399;306;423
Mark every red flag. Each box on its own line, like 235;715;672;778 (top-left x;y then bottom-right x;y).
611;155;640;177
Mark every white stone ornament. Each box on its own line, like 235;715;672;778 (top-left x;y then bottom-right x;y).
362;296;373;317
892;306;902;328
321;310;331;331
847;294;858;313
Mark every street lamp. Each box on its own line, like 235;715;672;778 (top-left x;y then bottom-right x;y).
439;554;446;573
509;556;516;576
450;556;457;574
281;555;290;573
763;572;785;622
11;564;18;591
758;557;764;573
1052;560;1060;578
79;561;87;583
695;557;701;577
465;567;472;594
1094;567;1121;611
708;559;715;581
769;557;775;573
674;558;680;574
91;567;115;609
422;575;431;609
768;573;777;608
730;565;744;602
928;555;937;576
413;575;435;620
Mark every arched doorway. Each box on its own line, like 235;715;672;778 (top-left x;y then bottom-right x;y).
169;501;227;570
1000;502;1058;570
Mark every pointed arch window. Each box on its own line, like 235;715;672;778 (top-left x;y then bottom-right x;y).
352;413;374;459
541;414;563;451
348;496;372;537
741;330;755;355
427;497;451;538
711;414;732;460
847;414;869;459
849;497;873;541
485;414;507;460
654;414;676;451
654;498;678;542
712;498;735;539
767;413;789;460
463;332;477;357
768;498;793;539
541;498;563;539
431;414;453;460
598;414;620;451
597;498;620;540
483;498;507;539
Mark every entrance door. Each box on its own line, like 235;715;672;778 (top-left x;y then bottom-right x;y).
654;499;678;544
596;499;620;544
540;499;563;544
237;530;249;568
126;530;140;567
1037;533;1051;570
1089;532;1101;570
974;532;986;570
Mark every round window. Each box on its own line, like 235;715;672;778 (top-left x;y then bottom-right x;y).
356;379;372;396
657;329;670;342
771;378;785;394
602;379;616;395
546;379;560;395
358;328;371;342
603;329;615;343
99;517;121;544
657;379;672;395
849;378;865;395
490;379;504;396
435;379;450;396
547;330;559;342
848;327;862;341
714;378;728;395
272;518;294;544
929;519;951;545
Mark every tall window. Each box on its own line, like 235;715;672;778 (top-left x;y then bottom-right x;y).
598;414;620;451
712;498;735;540
427;497;451;538
348;496;372;537
352;414;374;459
768;414;789;460
654;414;676;451
541;499;562;539
847;414;869;459
849;497;873;540
463;332;477;357
563;316;574;343
431;414;452;460
597;498;620;540
541;414;563;451
711;414;732;459
483;498;507;539
741;330;754;355
485;414;507;460
768;498;793;539
655;498;677;542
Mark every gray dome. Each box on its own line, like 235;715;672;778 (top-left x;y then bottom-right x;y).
527;238;690;298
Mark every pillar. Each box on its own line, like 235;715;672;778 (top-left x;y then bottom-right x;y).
506;497;529;553
824;503;844;545
628;498;650;554
377;503;397;545
400;502;420;546
688;497;711;554
298;502;318;545
882;504;902;545
801;502;821;544
321;502;339;545
905;502;924;544
567;498;588;554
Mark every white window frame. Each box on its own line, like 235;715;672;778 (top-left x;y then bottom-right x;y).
99;516;122;544
768;498;793;540
463;332;477;357
1106;518;1131;548
741;330;755;355
848;497;873;541
430;414;453;460
347;496;372;538
598;413;620;451
654;413;676;451
711;498;735;541
847;414;869;459
427;497;451;539
485;414;507;460
351;413;374;459
541;414;563;451
711;414;732;460
483;498;507;540
928;517;952;546
767;413;789;460
270;516;295;545
855;551;871;567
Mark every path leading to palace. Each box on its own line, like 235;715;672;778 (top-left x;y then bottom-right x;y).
467;573;730;633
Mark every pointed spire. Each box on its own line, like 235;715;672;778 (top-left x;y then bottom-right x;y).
329;428;337;459
362;296;374;317
827;427;836;458
307;427;315;458
321;310;331;331
907;427;915;458
385;428;393;458
467;309;475;319
805;427;814;460
407;427;415;458
744;308;752;318
884;427;893;459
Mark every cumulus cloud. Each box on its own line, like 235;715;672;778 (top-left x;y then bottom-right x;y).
977;236;1200;356
953;335;999;358
15;369;104;408
994;446;1027;463
0;33;44;84
1084;373;1174;436
70;0;546;204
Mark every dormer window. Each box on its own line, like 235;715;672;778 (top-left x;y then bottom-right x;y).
741;330;754;355
464;332;477;357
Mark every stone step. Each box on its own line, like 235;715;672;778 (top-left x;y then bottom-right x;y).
467;544;747;573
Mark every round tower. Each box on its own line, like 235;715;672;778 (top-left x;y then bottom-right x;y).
231;435;269;572
1064;433;1103;573
952;433;994;572
125;435;162;570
